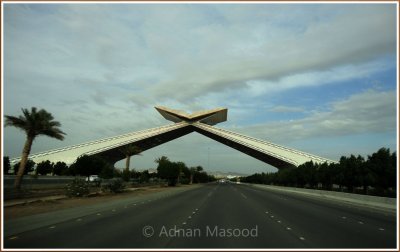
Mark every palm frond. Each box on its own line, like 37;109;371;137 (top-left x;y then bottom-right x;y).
5;107;66;140
5;115;29;132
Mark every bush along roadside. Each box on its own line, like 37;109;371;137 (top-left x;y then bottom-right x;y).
102;179;125;193
65;178;90;197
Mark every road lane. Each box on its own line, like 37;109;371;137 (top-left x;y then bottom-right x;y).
235;183;397;248
4;184;214;248
166;182;308;248
4;182;397;249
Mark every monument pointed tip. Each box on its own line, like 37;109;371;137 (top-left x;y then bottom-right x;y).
155;106;227;125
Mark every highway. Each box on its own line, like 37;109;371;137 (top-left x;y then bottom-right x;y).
4;182;397;249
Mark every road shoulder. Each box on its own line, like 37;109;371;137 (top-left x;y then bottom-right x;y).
4;184;203;237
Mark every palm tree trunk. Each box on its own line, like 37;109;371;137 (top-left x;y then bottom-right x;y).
14;137;34;190
125;155;131;172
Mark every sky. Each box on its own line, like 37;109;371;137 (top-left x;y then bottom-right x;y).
2;2;398;175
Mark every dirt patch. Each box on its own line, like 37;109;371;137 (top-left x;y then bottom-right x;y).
4;185;178;220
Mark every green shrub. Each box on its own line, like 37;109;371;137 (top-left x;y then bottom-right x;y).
102;179;125;193
65;178;90;197
180;177;190;184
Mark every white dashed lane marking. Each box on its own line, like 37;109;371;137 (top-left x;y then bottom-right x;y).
264;209;307;243
9;236;18;240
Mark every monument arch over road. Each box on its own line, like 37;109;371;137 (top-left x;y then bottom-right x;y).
10;106;336;169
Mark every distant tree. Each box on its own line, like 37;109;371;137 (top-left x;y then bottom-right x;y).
53;161;69;176
193;171;210;183
69;155;109;179
155;156;169;166
189;167;197;184
5;107;66;189
176;161;187;184
36;160;54;175
99;164;115;179
140;170;150;183
121;168;132;182
113;168;122;178
156;157;180;186
367;148;396;193
13;159;35;175
181;165;191;179
331;162;344;190
339;155;362;193
3;156;11;175
352;156;373;194
208;174;217;182
317;162;334;190
390;151;397;190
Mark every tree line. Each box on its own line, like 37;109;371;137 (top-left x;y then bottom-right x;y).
241;147;396;197
3;154;216;187
3;157;69;176
155;156;216;186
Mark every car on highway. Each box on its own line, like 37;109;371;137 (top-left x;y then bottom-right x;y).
86;175;101;183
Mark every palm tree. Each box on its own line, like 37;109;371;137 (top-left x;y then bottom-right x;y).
5;107;66;189
119;144;142;172
155;156;169;164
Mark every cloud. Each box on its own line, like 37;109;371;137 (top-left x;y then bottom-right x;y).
236;89;396;143
149;4;396;101
245;58;393;97
268;106;305;113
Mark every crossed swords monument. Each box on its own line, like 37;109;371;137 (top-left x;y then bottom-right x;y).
10;106;336;169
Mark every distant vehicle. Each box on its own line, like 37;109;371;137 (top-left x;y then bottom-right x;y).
86;175;100;182
219;179;226;183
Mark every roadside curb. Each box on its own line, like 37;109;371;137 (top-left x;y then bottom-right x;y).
3;188;143;208
4;184;204;237
4;195;68;207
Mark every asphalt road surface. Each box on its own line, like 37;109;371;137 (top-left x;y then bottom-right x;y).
4;182;397;249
